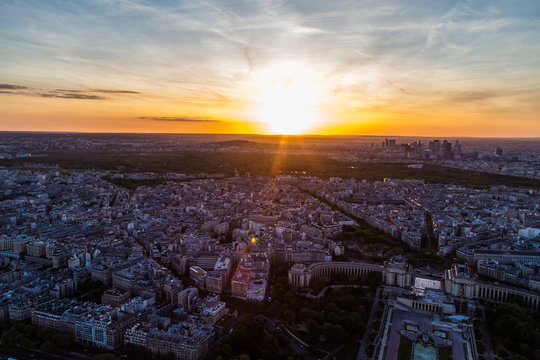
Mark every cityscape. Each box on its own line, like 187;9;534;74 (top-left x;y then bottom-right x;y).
1;1;540;360
0;133;538;360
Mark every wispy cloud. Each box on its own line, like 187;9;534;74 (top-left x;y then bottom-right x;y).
0;84;139;100
93;89;141;94
448;90;501;103
0;84;27;89
37;92;104;100
137;116;221;123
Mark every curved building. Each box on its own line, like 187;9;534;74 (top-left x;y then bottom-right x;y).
289;258;540;312
289;261;384;288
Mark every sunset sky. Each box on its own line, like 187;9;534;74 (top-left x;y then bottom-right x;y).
1;0;539;136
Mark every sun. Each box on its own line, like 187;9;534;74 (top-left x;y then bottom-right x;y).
250;63;323;134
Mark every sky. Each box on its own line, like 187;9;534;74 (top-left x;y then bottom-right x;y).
0;0;539;136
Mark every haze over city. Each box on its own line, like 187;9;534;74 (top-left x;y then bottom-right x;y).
1;0;539;136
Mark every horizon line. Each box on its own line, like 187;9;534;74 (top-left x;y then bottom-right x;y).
0;130;539;140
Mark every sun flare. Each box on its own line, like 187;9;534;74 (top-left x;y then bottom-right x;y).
251;63;323;135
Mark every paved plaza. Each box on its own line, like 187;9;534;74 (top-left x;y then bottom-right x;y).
384;308;467;360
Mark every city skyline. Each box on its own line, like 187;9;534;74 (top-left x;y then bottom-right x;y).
0;131;538;359
1;0;540;136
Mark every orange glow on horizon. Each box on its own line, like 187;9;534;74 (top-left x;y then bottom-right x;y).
0;76;538;137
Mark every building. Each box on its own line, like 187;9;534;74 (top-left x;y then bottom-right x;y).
444;263;540;311
189;266;208;288
231;258;269;301
13;237;30;254
9;301;32;321
146;322;213;360
27;240;46;258
384;256;413;288
0;236;13;250
32;302;133;350
163;278;184;306
124;323;148;347
206;271;225;294
230;262;251;299
289;259;540;312
102;288;131;306
178;287;198;312
205;255;232;294
288;261;384;288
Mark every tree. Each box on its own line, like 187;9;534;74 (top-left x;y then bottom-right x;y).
40;340;55;354
324;302;339;315
230;327;249;352
299;307;311;321
1;327;19;347
16;333;33;350
514;323;530;343
93;354;117;360
510;355;529;360
271;282;286;301
37;327;54;342
518;342;533;359
26;324;38;339
326;312;340;325
14;322;28;333
322;323;347;344
284;290;297;308
283;309;295;327
331;324;347;343
496;345;507;359
306;319;320;342
308;311;325;325
215;344;232;360
309;278;325;294
263;335;279;352
340;315;357;333
322;323;334;342
268;300;282;318
384;247;403;258
351;312;365;333
365;271;382;288
125;344;149;359
53;333;73;348
236;314;254;328
159;353;175;360
337;295;358;311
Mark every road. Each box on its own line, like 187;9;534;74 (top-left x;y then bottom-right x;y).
261;316;316;360
478;305;494;360
357;286;381;360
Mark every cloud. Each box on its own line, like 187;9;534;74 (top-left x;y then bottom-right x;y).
0;84;27;89
53;88;140;94
37;92;104;100
0;84;140;100
448;91;501;103
381;79;410;95
93;89;141;94
137;116;221;123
